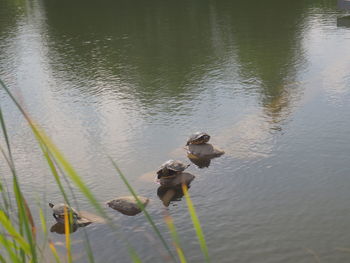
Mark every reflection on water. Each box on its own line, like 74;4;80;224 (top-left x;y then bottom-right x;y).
338;0;350;10
337;15;350;27
1;0;350;262
50;222;79;235
157;185;191;207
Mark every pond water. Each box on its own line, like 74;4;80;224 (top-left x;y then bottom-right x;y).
1;0;350;262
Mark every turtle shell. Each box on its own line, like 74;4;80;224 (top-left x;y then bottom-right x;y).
49;203;80;221
186;132;210;145
157;160;189;179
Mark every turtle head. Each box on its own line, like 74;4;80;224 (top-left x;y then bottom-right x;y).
200;134;210;143
49;203;54;208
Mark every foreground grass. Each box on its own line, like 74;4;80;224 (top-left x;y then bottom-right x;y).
0;79;209;262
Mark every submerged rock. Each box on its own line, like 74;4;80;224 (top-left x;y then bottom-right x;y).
187;153;212;168
106;196;149;216
157;184;192;207
78;211;106;224
187;143;224;159
158;172;195;188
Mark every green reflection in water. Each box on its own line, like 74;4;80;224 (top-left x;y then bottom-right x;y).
41;0;312;123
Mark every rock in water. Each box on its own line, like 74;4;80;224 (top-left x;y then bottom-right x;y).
188;143;224;158
106;196;149;216
159;172;195;188
78;211;106;224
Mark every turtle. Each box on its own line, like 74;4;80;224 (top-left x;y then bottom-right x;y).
156;160;190;179
49;203;81;224
186;132;210;146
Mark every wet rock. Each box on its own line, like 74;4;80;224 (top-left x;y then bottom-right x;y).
187;143;224;158
159;172;195;188
106;196;149;216
78;211;106;224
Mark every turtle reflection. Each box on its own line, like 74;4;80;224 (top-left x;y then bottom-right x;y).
50;222;77;235
50;219;92;235
157;185;192;207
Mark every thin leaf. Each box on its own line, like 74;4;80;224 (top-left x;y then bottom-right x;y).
182;184;210;263
164;215;187;263
22;197;36;240
13;176;37;262
1;78;141;263
0;210;30;254
0;233;21;263
128;247;143;263
64;207;72;263
39;207;47;236
0;252;6;263
40;143;69;204
110;158;176;262
0;90;37;262
48;241;61;263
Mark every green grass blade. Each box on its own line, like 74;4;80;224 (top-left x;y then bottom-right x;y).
0;233;21;263
182;184;210;263
31;125;108;220
48;241;61;263
110;158;176;262
39;207;47;236
0;210;30;253
0;252;6;263
13;176;38;262
1;78;143;263
39;143;70;204
164;215;187;263
0;104;14;163
0;108;14;211
128;247;143;263
0;92;37;262
84;237;95;263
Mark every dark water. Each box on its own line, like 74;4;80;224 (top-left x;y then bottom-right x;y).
1;0;350;262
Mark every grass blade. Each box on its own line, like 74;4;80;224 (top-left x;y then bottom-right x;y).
0;233;21;263
33;125;108;220
110;158;176;262
182;184;210;263
64;207;72;263
0;92;37;262
1;78;143;263
39;207;47;236
13;176;38;262
22;197;36;240
128;247;143;263
0;210;30;254
0;252;6;263
48;241;61;263
40;143;70;204
164;215;187;263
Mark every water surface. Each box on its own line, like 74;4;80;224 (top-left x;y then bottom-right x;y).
1;0;350;262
